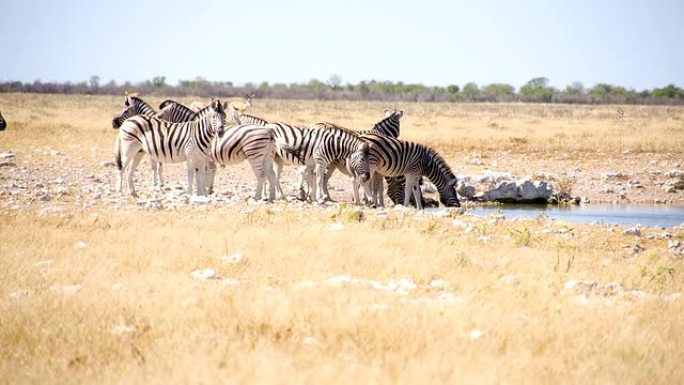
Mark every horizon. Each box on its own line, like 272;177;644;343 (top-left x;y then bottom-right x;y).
1;0;682;91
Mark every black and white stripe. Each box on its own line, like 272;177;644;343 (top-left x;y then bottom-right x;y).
360;134;460;209
273;123;370;201
320;109;404;202
114;99;227;197
0;110;6;131
210;123;277;201
155;100;221;194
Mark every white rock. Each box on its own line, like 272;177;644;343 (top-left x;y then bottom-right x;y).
327;275;354;286
429;279;450;289
112;324;135;335
478;236;490;243
302;336;321;346
51;284;82;294
75;241;89;249
563;280;597;294
8;289;29;299
191;268;218;280
665;170;683;178
605;172;624;179
469;329;484;341
668;240;681;249
329;222;344;231
111;282;126;290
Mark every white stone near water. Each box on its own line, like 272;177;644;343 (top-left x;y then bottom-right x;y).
622;227;642;236
482;179;553;202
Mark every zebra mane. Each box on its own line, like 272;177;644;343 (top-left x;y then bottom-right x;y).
312;121;362;137
158;99;177;110
421;145;457;188
129;96;153;110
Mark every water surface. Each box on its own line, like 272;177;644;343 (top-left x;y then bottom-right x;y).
463;204;684;228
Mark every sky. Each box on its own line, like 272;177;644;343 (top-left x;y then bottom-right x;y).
1;0;682;90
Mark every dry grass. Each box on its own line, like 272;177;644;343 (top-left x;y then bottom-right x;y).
1;94;684;384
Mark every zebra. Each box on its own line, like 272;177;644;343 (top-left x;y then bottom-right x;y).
114;99;227;197
155;100;220;194
211;123;277;201
316;109;404;202
274;123;371;202
155;99;277;201
0;110;6;131
359;134;460;209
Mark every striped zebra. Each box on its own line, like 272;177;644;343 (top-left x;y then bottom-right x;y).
317;109;404;201
0;110;6;131
359;134;460;209
114;99;227;197
111;95;164;187
156;100;219;194
155;99;277;201
211;123;277;201
274;123;371;202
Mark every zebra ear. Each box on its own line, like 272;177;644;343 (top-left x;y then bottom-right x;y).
361;141;370;154
384;109;391;117
396;109;404;119
448;178;457;186
223;101;228;111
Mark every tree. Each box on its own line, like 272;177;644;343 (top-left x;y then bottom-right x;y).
652;84;684;99
89;75;100;91
462;82;479;100
327;74;343;91
446;84;460;94
520;77;555;102
564;81;585;95
152;76;166;88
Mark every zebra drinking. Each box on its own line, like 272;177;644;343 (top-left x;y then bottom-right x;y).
360;134;460;209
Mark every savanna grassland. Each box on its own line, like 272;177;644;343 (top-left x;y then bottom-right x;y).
1;93;684;384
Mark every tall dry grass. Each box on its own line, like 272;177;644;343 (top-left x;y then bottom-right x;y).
0;94;683;384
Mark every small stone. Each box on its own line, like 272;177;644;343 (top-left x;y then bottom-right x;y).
75;241;89;249
622;227;641;236
191;268;218;280
469;329;484;341
220;253;246;264
101;160;114;167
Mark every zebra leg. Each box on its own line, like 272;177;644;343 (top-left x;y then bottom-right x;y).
373;174;385;207
206;161;216;195
157;162;164;188
264;157;277;202
186;162;195;196
195;161;207;197
247;158;265;201
127;151;145;198
323;163;336;202
404;174;422;210
273;157;286;200
296;166;308;200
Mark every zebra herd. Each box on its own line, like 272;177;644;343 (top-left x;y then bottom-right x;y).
111;94;461;209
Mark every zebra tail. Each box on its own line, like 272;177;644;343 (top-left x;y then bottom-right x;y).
114;137;122;170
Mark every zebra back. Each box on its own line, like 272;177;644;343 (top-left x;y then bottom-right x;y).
236;113;269;126
157;100;198;123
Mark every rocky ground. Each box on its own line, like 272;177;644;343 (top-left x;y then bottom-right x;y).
1;146;682;213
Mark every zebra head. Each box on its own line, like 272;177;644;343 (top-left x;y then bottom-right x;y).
209;99;228;137
0;110;6;131
112;94;152;129
439;177;461;207
348;141;371;183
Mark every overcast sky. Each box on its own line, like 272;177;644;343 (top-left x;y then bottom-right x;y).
1;0;682;90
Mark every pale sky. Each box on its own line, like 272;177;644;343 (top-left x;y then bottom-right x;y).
1;0;682;90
